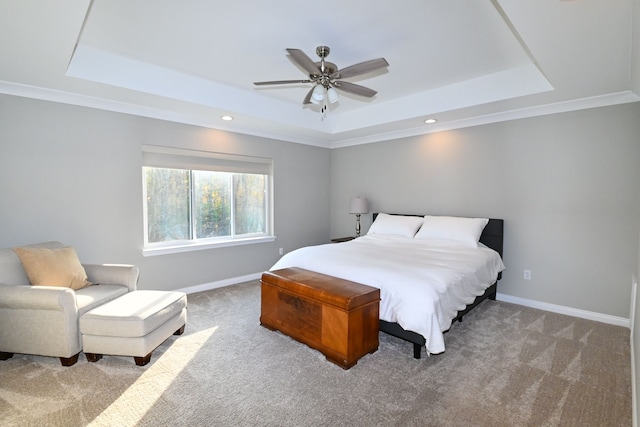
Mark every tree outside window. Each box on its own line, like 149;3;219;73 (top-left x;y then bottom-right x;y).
144;167;267;245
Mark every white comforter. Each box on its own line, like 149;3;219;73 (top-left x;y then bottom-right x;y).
270;234;505;354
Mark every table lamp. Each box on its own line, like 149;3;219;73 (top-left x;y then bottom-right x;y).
349;197;369;238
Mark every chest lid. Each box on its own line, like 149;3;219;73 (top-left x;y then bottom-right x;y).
262;267;380;311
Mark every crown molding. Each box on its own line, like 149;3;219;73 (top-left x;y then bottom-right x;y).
1;80;637;150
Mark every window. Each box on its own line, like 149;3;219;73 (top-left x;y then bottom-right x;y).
142;145;274;255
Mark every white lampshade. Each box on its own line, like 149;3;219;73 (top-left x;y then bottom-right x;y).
310;84;325;104
327;87;339;104
349;197;369;214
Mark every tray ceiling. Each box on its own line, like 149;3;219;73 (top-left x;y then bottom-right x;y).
0;0;638;147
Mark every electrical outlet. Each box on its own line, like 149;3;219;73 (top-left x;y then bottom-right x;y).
524;270;532;280
278;248;284;255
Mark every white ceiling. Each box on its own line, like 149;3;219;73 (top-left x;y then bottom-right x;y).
1;0;638;148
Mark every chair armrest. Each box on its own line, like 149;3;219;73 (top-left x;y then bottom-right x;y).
0;285;77;312
83;264;139;292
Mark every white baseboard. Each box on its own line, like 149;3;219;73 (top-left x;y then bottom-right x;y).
176;272;263;295
177;276;631;328
496;292;630;328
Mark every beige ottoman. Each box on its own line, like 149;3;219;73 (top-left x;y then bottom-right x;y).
80;290;187;366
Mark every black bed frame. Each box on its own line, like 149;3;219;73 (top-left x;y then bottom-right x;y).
373;213;504;359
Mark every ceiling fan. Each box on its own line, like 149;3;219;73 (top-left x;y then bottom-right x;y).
253;46;389;108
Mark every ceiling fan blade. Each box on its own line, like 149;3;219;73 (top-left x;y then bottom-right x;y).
286;48;321;76
254;79;311;85
302;87;314;104
331;58;389;79
333;81;377;98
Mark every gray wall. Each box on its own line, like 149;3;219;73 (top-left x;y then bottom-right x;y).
0;94;331;290
331;102;640;319
2;93;639;318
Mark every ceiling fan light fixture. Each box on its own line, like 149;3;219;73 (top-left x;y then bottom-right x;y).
327;87;339;104
310;84;325;104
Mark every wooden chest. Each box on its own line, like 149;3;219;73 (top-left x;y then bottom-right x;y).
260;267;380;369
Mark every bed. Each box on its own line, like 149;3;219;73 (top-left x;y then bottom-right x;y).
270;213;505;358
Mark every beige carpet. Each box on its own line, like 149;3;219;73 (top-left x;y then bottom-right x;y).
0;281;631;426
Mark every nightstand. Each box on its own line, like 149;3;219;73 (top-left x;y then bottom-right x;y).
331;236;355;243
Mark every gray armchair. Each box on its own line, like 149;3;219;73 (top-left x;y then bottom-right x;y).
0;242;139;366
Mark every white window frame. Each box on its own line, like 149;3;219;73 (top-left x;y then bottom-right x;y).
142;145;275;256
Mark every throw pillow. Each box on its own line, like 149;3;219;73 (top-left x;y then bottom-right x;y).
13;246;92;290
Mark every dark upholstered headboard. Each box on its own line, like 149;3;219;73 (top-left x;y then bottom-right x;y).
372;213;504;259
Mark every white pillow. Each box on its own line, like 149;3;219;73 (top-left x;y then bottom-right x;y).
367;213;424;238
414;215;489;247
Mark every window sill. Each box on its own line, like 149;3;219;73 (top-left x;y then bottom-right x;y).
142;236;277;257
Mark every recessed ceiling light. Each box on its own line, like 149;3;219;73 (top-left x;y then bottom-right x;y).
424;118;437;124
221;115;233;121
